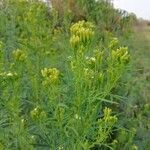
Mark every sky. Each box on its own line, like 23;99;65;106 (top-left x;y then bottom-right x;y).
113;0;150;20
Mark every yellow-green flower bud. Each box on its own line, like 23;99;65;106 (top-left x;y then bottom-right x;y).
41;68;60;85
31;107;41;119
70;20;95;49
103;107;117;123
30;107;47;120
109;37;119;50
12;49;27;61
111;46;130;64
70;35;80;49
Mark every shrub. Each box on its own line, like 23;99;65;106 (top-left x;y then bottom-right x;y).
0;0;137;149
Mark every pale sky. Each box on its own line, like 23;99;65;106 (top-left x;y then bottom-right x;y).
113;0;150;20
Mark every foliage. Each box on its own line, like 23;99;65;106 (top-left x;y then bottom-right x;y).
0;0;142;150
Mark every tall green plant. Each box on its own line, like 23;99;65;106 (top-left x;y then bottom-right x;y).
0;0;137;149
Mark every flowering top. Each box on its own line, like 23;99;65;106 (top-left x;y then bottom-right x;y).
12;49;27;61
70;20;94;49
41;68;60;85
109;37;119;50
101;107;117;123
30;106;47;121
111;46;130;64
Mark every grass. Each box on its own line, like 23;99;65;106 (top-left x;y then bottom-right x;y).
122;23;150;150
131;24;150;104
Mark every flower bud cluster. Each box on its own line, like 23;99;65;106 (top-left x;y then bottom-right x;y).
70;20;94;49
53;28;62;36
103;107;117;123
12;49;27;61
41;68;60;85
109;37;119;50
111;46;130;64
97;107;118;143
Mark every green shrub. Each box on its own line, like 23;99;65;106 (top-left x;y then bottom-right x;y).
0;0;138;149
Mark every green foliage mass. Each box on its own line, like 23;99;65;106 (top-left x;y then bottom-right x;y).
0;0;146;150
